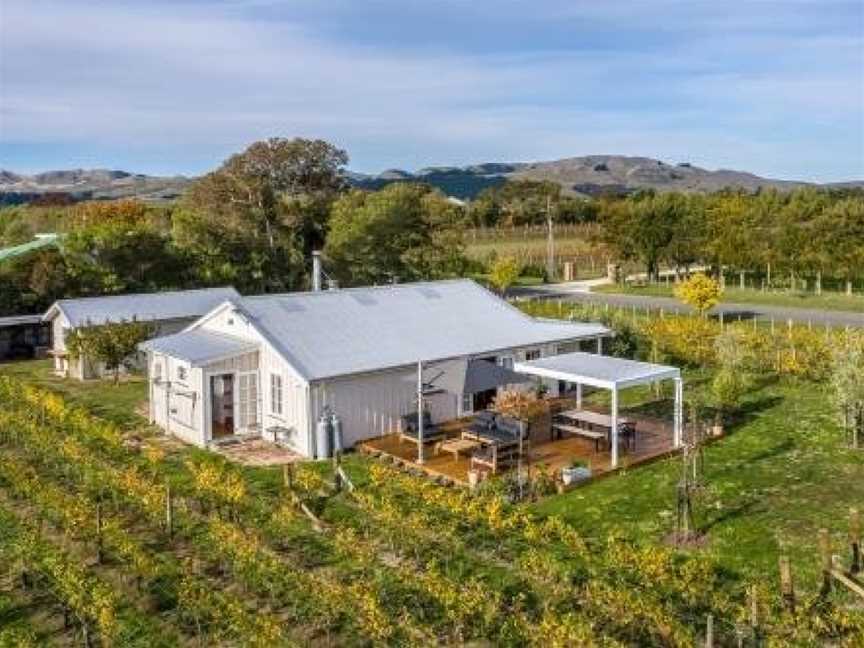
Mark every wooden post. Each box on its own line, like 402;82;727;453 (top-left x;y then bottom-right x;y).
779;555;795;612
705;614;714;648
282;463;293;490
165;483;174;538
333;450;342;493
748;585;758;634
95;501;103;565
851;508;861;575
819;528;832;595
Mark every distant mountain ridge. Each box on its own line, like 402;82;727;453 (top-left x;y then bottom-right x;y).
2;156;861;203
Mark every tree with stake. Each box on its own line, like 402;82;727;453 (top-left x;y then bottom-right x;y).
675;273;723;318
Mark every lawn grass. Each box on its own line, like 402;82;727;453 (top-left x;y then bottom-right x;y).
0;359;148;427
533;371;864;591
594;282;864;313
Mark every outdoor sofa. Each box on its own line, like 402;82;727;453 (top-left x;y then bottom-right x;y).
399;411;445;446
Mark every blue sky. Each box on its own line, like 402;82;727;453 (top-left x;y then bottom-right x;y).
1;0;862;181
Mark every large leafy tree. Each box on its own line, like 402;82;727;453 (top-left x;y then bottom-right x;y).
324;183;467;285
600;191;681;281
177;138;348;292
62;200;183;295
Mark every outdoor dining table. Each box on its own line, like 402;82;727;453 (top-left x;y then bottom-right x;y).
553;409;635;448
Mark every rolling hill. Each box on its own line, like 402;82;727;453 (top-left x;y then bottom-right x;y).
2;156;860;203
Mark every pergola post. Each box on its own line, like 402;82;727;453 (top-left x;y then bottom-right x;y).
596;337;603;355
673;376;683;448
417;360;425;464
576;382;583;410
610;384;619;468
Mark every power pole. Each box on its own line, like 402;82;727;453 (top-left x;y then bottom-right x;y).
545;195;556;281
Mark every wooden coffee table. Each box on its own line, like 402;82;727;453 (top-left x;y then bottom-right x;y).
436;438;482;461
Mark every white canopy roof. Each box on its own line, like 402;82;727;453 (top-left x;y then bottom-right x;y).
140;330;259;367
514;351;680;390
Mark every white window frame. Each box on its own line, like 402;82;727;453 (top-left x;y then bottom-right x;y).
270;373;283;416
498;355;515;370
237;371;259;431
524;348;541;361
461;393;474;416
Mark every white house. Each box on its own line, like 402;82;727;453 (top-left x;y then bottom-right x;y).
139;279;611;456
43;287;240;379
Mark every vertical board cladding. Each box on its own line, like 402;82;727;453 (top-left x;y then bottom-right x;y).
311;366;460;451
259;349;310;456
149;352;206;446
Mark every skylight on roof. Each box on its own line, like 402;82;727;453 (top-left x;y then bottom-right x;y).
416;287;442;299
350;294;378;306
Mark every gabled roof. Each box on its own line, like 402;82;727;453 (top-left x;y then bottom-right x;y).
43;287;240;327
140;329;259;367
236;279;609;381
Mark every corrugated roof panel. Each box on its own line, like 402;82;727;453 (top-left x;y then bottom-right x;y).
49;287;240;327
240;279;609;381
140;329;259;366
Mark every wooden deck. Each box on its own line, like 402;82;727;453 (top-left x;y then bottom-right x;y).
358;409;678;486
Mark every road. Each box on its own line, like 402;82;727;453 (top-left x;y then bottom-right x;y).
512;281;864;328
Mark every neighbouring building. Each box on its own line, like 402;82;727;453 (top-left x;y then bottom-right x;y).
0;314;51;362
43;287;240;379
139;279;610;456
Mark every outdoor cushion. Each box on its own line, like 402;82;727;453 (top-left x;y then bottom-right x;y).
469;410;497;433
402;411;434;433
400;423;443;442
495;416;523;439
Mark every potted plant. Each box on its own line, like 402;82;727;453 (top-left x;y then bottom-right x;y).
561;458;591;485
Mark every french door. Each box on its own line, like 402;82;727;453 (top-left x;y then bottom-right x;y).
236;372;259;432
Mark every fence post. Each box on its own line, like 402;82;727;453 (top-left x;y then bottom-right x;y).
851;508;861;575
748;585;758;638
779;555;795;612
705;614;714;648
819;528;832;595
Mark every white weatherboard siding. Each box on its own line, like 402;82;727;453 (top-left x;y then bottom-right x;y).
310;368;459;451
139;280;612;456
149;353;206;447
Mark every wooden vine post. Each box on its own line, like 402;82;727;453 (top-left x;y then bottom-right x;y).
851;508;861;575
95;500;104;565
704;613;713;648
164;483;174;538
818;528;832;596
748;585;759;641
282;463;294;491
778;555;795;613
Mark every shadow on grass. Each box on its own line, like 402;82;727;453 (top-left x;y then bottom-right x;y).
699;497;764;534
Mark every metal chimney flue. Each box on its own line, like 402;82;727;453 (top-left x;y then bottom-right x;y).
312;251;322;292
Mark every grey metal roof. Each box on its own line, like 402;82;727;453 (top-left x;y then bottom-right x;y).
140;329;259;367
238;279;609;381
44;287;240;327
430;358;530;395
514;351;680;389
0;314;44;328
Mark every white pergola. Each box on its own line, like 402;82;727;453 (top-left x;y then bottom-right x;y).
514;351;683;467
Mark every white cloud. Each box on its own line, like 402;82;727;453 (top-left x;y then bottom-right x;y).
0;0;861;181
